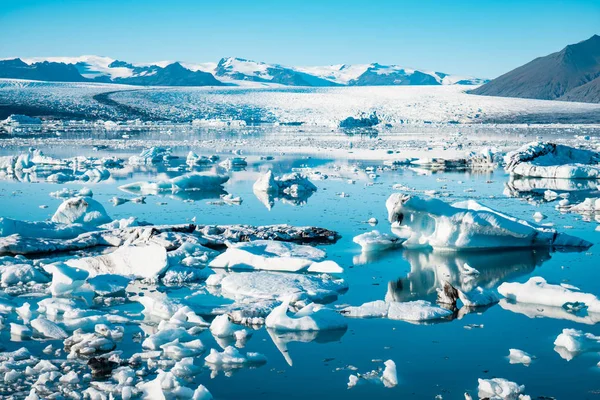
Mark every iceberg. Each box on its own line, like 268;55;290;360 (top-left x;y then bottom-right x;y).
216;271;347;303
554;328;600;356
265;301;347;331
209;240;343;273
477;378;526;400
119;172;229;196
353;230;403;253
51;197;111;226
66;244;168;279
204;346;266;366
253;170;317;209
386;194;591;250
498;277;600;313
505;142;600;179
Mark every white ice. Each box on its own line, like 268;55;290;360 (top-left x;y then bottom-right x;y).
386;194;591;250
265;300;347;331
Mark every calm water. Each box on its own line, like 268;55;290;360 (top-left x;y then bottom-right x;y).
0;136;599;399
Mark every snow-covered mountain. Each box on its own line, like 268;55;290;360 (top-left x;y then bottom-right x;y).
0;55;487;87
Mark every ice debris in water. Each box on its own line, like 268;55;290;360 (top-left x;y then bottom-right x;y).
66;243;168;279
119;172;229;196
504;141;600;179
477;378;527;400
265;300;347;331
212;270;347;303
209;240;343;273
128;147;171;165
353;230;403;253
253;169;317;209
51;197;111;226
342;299;452;322
498;276;600;314
554;328;600;360
507;349;533;366
347;359;398;389
386;194;591;250
204;346;266;366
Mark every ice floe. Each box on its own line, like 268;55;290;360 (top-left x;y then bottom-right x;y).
505;142;600;179
386;194;591;250
554;328;600;359
342;299;452;322
347;359;398;389
477;378;526;400
209;240;343;273
353;230;403;253
498;277;600;314
265;300;347;331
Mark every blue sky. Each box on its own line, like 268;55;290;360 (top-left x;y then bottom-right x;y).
1;0;598;78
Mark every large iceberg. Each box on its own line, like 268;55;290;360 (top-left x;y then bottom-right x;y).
505;142;600;179
386;194;591;250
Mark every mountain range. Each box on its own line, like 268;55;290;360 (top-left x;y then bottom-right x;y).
0;55;487;88
471;34;600;103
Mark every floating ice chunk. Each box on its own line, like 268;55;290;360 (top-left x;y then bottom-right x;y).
16;302;32;323
342;300;452;322
387;300;453;321
128;147;170;165
51;197;111;226
137;370;213;400
66;244;168;279
459;263;480;275
186;151;212;166
382;360;398;388
505;142;600;179
119;172;228;195
142;328;194;351
508;349;533;366
137;294;181;320
0;263;50;287
44;262;89;296
204;346;266;366
64;325;122;357
219;271;347;303
253;170;317;194
554;328;600;357
209;314;252;338
347;359;398;389
50;187;93;199
561;198;600;215
209;240;343;273
498;277;600;313
477;378;526;400
341;300;389;318
532;211;546;221
386;194;591;250
220;193;242;204
219;157;247;169
30;317;67;339
353;230;403;253
265;301;347;331
161;339;205;360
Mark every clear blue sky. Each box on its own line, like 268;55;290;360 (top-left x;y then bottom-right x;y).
1;0;598;78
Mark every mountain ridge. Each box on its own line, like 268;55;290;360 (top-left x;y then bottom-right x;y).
0;55;487;88
471;34;600;103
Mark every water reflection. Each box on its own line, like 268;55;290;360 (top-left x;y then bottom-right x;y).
267;327;347;366
385;248;551;303
253;188;314;210
504;176;600;201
